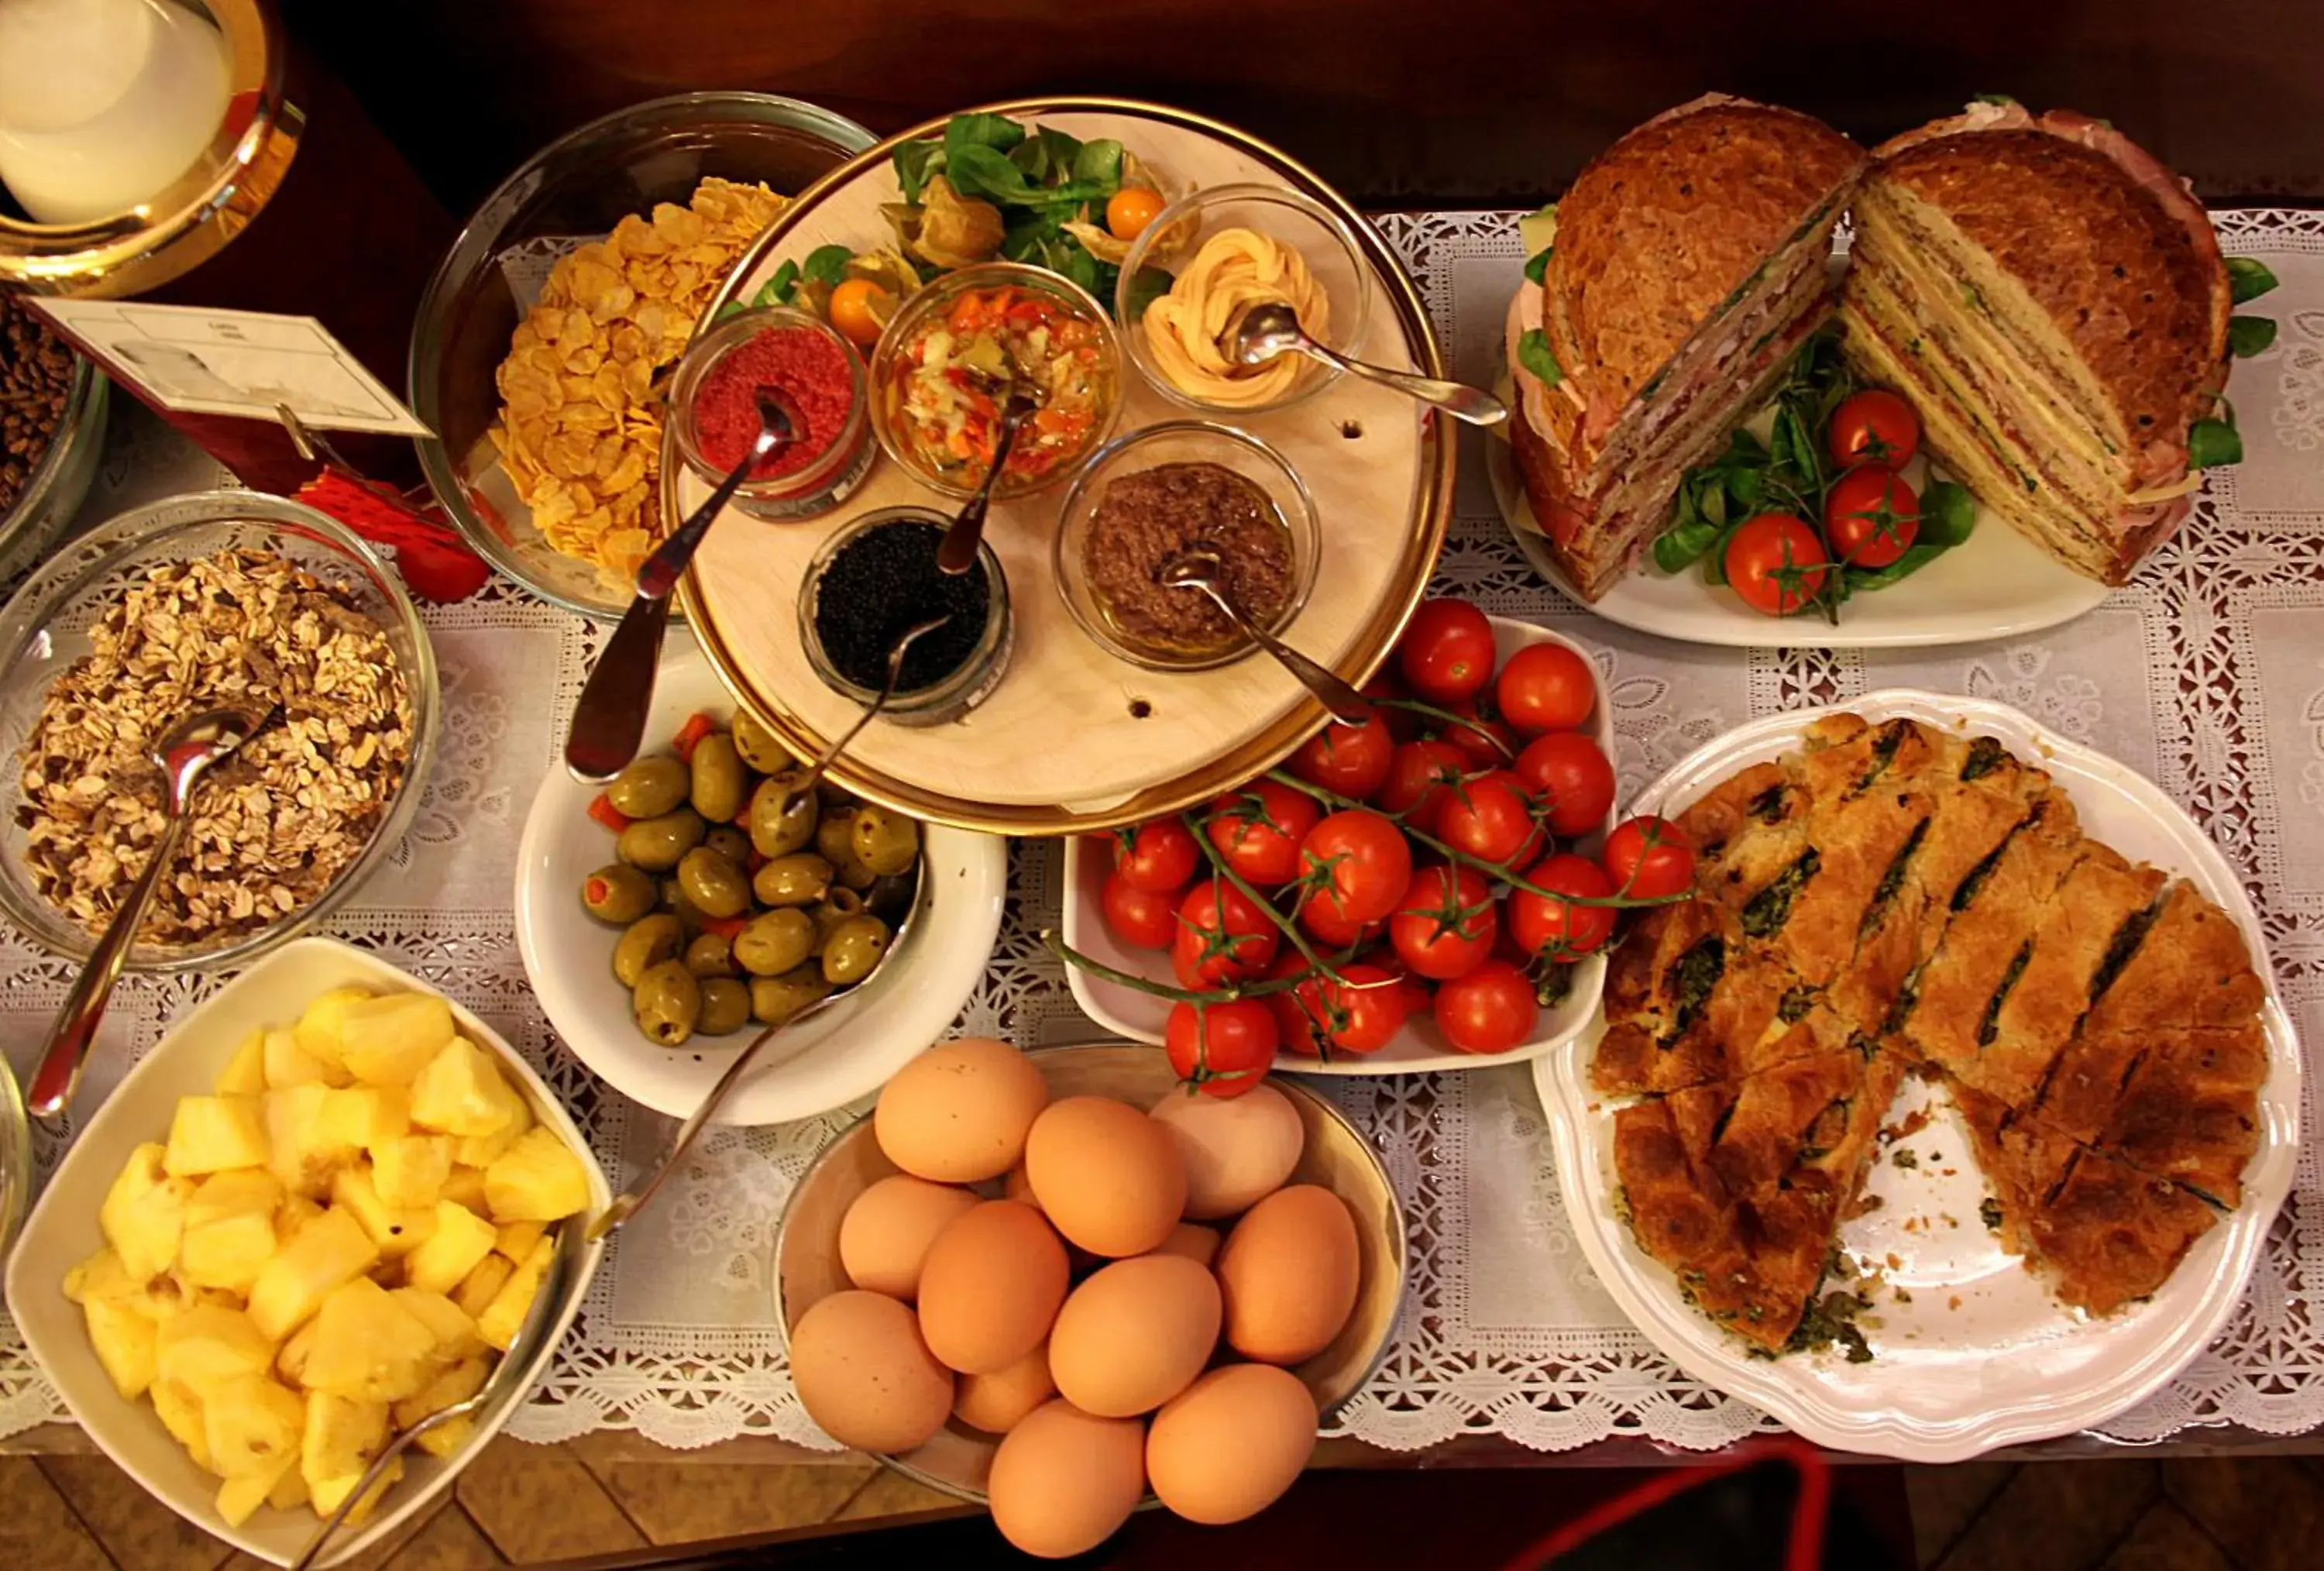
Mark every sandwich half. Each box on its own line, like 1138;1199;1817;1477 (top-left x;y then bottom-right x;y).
1841;102;2232;584
1504;95;1866;600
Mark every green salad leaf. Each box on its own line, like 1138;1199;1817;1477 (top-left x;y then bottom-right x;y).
1917;479;1976;547
2230;315;2278;357
893;139;941;205
2226;257;2280;305
802;245;853;287
758;259;801;306
1518;328;1563;387
1071;139;1125;190
1011;125;1083;182
1524;248;1552;286
945;112;1026;162
2189;418;2243;469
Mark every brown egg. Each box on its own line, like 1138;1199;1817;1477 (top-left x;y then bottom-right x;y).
1153;1222;1219;1268
1148;1081;1305;1219
1002;1161;1040;1211
788;1290;954;1453
1024;1096;1187;1257
1047;1254;1221;1417
954;1339;1057;1435
874;1036;1049;1182
1215;1184;1360;1365
915;1200;1068;1373
837;1175;979;1301
988;1398;1147;1559
1147;1363;1318;1524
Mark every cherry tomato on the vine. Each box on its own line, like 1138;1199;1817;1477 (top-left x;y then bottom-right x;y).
1435;772;1545;868
1164;999;1278;1096
1290;710;1396;800
1827;387;1921;472
1377;739;1470;834
1823;466;1920;570
1439;696;1518;771
1514;730;1616;837
1724;513;1831;618
1389;864;1498;981
1171;879;1281;988
1204;781;1319;887
1101;868;1178;950
1495;641;1597;734
1433;959;1538;1054
1298;892;1384;951
1508;852;1618;960
1361;672;1425;744
1112;817;1198;893
1602;815;1697;900
1396;598;1497;703
1299;809;1414;926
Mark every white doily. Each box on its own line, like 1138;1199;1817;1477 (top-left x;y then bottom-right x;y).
0;211;2317;1458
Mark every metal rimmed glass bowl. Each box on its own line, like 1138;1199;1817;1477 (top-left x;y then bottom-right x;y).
0;491;440;973
1115;182;1373;416
797;507;1014;727
407;91;877;621
669;304;875;521
1052;420;1321;672
866;261;1125;502
0;352;109;588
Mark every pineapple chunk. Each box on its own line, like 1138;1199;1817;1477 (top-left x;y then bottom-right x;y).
263;1085;358;1198
267;1461;309;1511
164;1095;270;1177
402;1200;497;1296
372;1134;453;1208
329;1164;437;1257
263;1027;338;1089
276;1195;325;1245
319;1085;411;1150
216;1031;267;1096
408;1037;516;1138
216;1450;297;1528
66;1246;148;1308
300;1391;388;1498
178;1212;276;1294
452;1079;531;1168
100;1144;195;1279
476;1236;555;1352
83;1297;159;1399
277;1319;317;1384
484;1129;591;1223
451;1253;513;1321
440;1164;487;1212
494;1220;545;1262
394;1354;489;1460
154;1304;273;1398
294;985;373;1072
389;1287;482;1361
302;1279;438;1403
153;1378;213;1472
187;1169;284;1229
313;1454;402;1527
338;993;456;1086
246;1208;379;1340
203;1373;304;1478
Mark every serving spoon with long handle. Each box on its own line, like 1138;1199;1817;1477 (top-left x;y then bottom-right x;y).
1160;549;1371;724
29;703;274;1121
564;388;800;784
1226;301;1510;428
290;1219;584;1570
938;386;1038;576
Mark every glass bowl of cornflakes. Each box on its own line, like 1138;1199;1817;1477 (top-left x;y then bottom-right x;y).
408;92;877;621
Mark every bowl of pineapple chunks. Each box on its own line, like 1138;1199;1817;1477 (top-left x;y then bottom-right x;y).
3;936;610;1567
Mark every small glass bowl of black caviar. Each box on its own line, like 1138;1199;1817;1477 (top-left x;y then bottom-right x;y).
797;507;1012;727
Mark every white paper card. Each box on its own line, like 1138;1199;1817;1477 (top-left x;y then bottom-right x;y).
27;299;431;437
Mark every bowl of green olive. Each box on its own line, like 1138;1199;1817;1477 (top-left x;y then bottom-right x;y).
515;635;1009;1122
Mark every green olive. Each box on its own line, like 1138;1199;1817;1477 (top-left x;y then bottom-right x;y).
810;887;867;952
748;773;820;858
696;977;752;1036
631;960;701;1047
704;824;752;866
849;806;920;877
581;863;657;924
750;966;833;1025
820;914;892;985
613;913;686;988
837;857;880;892
675;847;751;920
606;755;689;819
732;907;816;976
752;852;834;907
617;809;706;872
814;807;859;867
683;931;737;978
687;733;749;824
731;710;794;774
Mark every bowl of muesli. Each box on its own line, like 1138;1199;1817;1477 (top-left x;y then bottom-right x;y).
0;490;438;971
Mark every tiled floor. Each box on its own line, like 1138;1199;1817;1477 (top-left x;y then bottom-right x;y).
1905;1455;2324;1571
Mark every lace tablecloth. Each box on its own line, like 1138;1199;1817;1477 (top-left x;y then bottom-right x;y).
2;210;2319;1458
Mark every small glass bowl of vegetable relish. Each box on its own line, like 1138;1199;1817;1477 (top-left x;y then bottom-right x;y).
868;262;1124;500
672;306;875;521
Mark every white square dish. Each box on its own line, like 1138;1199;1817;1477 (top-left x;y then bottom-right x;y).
5;936;610;1566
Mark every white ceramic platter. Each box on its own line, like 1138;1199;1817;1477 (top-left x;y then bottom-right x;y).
515;634;1007;1123
1064;616;1614;1074
5;937;610;1567
1531;690;2303;1461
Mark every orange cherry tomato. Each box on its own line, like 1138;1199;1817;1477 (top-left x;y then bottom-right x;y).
827;278;886;348
1106;186;1167;241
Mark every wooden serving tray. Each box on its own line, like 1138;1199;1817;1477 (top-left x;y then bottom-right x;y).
672;98;1452;834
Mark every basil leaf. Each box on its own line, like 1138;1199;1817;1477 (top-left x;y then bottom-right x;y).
945;112;1025;164
1918;479;1977;546
1654;516;1724;574
2188;418;2243;469
802;245;853;287
1844;542;1948;592
1071;138;1125;191
1123;266;1174;319
892;139;941;205
1518;328;1563;387
758;260;800;306
2226;257;2280;305
2230;315;2278;357
1524;248;1552;285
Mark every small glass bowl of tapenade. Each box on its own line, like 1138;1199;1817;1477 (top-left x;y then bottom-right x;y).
672;306;875;521
799;507;1012;726
1052;421;1320;672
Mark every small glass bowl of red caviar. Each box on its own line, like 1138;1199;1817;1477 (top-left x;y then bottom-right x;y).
671;305;875;520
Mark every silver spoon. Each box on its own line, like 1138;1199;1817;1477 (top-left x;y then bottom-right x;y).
1160;549;1371;724
938;385;1038;576
780;614;954;810
589;861;924;1241
564;388;801;783
1227;301;1510;427
29;703;273;1121
290;1219;583;1570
